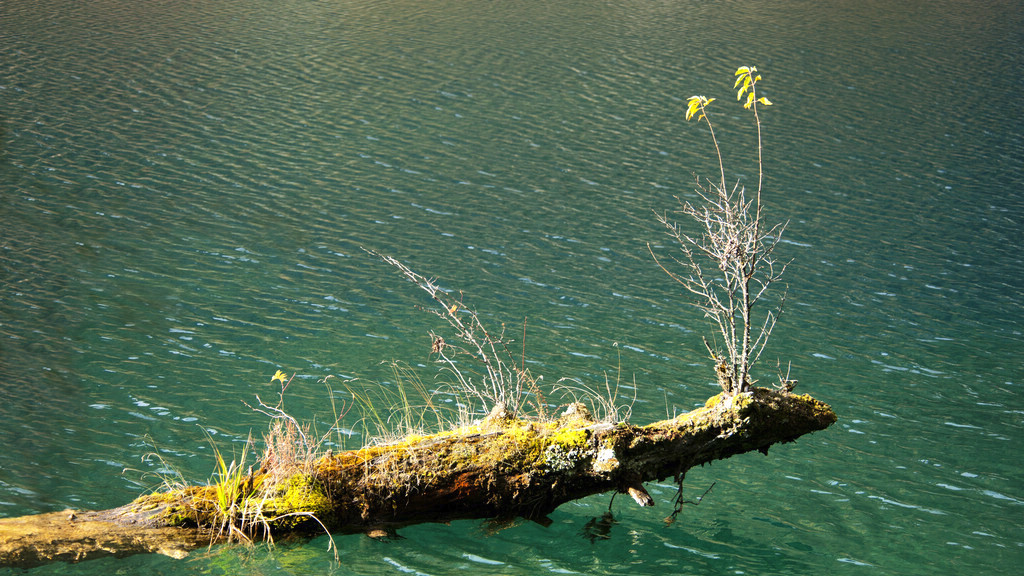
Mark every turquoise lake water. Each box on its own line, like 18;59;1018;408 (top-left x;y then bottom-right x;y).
2;0;1022;574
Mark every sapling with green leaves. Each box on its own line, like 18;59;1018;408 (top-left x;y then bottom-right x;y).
651;66;789;396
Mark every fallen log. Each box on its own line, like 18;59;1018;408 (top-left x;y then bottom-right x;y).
0;387;835;568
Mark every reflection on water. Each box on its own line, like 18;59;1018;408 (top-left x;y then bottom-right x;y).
2;0;1022;574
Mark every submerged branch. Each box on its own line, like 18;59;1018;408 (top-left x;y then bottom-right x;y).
0;388;835;568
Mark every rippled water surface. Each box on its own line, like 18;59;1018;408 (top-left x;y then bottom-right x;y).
2;0;1022;574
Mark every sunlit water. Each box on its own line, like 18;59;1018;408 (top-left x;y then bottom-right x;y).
2;0;1022;574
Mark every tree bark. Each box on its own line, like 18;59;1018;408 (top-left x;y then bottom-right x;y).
0;388;836;568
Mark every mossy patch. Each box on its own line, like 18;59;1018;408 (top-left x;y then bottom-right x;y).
280;475;331;514
258;474;333;530
704;393;726;409
549;427;588;449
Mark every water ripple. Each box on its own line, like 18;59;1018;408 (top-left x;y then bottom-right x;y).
2;0;1022;574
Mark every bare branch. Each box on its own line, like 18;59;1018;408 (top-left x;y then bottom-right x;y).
364;249;535;416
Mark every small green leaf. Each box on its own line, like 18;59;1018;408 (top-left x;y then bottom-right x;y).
737;76;753;100
686;96;713;121
685;97;701;121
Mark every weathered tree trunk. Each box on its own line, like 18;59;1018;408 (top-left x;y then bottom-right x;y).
0;388;835;568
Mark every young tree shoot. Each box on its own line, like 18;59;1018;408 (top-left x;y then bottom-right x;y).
651;66;788;396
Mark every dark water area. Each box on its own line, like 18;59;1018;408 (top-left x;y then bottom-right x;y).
2;0;1022;574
